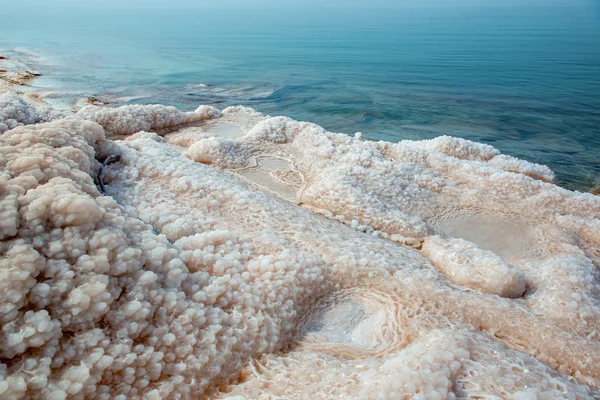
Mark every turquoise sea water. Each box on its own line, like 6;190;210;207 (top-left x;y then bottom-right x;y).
1;5;599;189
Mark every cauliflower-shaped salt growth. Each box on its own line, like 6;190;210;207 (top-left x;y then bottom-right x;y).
1;118;345;399
0;92;41;134
223;106;264;118
284;123;370;168
422;236;526;298
412;135;501;161
359;330;469;399
33;104;70;124
300;163;436;241
101;130;600;394
185;136;250;169
386;139;600;223
524;254;600;338
0;175;19;239
5;110;600;398
0;120;167;394
555;215;600;262
194;104;221;120
1;119;105;180
0;242;46;320
20;177;104;228
245;116;321;144
221;322;593;399
222;105;264;119
76;103;220;136
123;130;165;142
488;154;555;182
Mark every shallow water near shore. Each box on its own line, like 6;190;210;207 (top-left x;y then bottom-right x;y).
1;4;600;189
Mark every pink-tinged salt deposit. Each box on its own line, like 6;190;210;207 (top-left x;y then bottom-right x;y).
1;86;599;399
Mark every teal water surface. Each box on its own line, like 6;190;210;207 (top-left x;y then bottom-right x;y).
1;5;599;189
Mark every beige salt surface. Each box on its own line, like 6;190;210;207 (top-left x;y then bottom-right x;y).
431;212;539;263
236;157;303;201
204;122;245;139
1;97;600;399
162;122;245;151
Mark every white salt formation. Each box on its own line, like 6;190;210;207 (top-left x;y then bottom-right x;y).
0;92;67;134
0;93;39;133
1;92;600;400
75;104;221;136
422;236;527;298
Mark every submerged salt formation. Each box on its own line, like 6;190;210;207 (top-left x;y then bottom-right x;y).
0;88;599;399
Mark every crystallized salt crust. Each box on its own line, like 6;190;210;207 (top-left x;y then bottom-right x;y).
75;104;221;136
0;98;599;400
0;92;68;134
